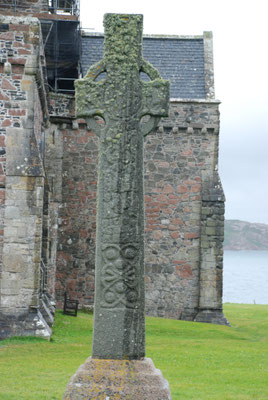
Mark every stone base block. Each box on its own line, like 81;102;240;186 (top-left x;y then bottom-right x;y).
63;357;172;399
0;309;52;340
194;309;230;326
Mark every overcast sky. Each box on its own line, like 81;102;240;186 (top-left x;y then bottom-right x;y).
80;0;268;225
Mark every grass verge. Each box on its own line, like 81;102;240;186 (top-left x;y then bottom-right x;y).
0;304;267;399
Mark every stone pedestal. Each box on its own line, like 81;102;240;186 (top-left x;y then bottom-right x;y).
63;357;172;400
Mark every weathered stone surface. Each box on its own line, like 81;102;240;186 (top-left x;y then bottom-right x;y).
0;309;51;340
0;16;57;339
194;176;228;325
1;175;44;311
75;14;169;359
63;357;172;400
194;309;230;325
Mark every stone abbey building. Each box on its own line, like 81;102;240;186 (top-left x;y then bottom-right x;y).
0;0;228;339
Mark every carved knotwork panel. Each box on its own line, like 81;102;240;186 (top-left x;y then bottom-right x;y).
100;244;140;308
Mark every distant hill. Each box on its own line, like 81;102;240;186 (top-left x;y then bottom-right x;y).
224;220;268;250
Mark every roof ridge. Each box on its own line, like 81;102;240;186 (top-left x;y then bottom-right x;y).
81;31;205;40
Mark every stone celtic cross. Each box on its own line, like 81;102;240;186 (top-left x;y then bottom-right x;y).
75;14;169;360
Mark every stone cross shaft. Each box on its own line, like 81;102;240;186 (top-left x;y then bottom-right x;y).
75;14;169;359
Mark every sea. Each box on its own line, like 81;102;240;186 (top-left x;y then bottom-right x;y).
223;250;268;305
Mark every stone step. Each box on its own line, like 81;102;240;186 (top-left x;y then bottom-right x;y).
42;293;56;315
39;298;54;327
34;310;52;340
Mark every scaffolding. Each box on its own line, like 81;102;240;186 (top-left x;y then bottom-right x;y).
48;0;79;16
41;17;81;93
0;0;81;93
0;0;79;17
0;0;48;14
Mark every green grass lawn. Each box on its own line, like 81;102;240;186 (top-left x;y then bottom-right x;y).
0;304;268;399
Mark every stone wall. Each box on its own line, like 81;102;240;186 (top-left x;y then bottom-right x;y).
144;101;226;322
0;0;49;16
195;177;226;323
43;122;63;301
0;164;4;278
0;16;57;339
51;95;227;323
48;94;97;308
55;119;98;308
0;58;6;275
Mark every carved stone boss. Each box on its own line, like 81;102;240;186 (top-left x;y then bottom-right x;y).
75;14;169;359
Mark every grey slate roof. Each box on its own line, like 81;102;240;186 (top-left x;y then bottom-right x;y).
81;34;206;99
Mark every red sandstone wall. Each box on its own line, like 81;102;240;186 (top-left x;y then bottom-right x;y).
144;101;220;319
55;120;99;307
53;99;223;321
